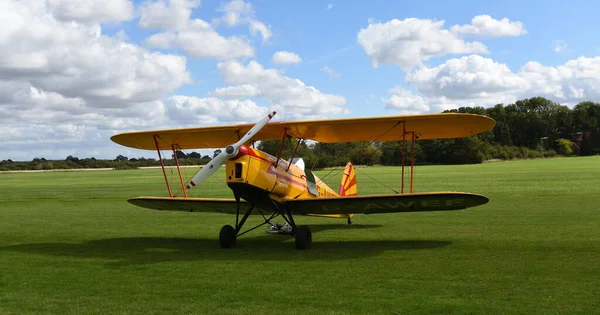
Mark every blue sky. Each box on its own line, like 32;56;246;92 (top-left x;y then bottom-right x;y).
2;0;600;160
117;0;600;118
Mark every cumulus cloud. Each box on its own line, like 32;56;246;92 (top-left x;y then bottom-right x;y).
214;0;273;42
249;20;273;43
450;15;527;38
394;55;600;113
0;0;192;160
357;18;489;70
0;1;190;103
141;1;255;60
138;0;199;30
165;96;269;125
272;51;302;64
144;20;254;59
47;0;134;24
406;55;528;100
213;60;347;119
382;86;429;113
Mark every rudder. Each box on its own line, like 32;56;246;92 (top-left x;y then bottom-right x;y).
339;162;357;196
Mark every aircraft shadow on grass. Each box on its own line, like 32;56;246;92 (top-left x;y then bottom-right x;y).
0;224;452;267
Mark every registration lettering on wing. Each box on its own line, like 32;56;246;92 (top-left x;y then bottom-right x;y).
317;198;466;213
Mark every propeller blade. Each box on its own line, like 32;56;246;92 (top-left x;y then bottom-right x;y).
186;111;276;190
229;111;277;156
185;152;228;189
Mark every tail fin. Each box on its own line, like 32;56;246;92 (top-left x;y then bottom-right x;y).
339;162;357;196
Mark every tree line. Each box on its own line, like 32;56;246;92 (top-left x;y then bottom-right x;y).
1;97;598;171
0;153;213;171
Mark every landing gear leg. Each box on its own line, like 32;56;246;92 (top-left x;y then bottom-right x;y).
271;200;312;250
219;195;254;249
347;217;352;225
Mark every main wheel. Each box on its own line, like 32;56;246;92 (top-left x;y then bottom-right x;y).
294;225;312;250
219;225;236;248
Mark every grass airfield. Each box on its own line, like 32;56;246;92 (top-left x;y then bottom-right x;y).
0;157;599;314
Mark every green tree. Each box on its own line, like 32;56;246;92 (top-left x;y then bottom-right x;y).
555;139;574;156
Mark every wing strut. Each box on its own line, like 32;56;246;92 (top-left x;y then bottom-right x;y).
401;121;406;193
399;122;416;194
410;131;415;193
275;128;288;166
154;135;173;198
172;144;187;198
286;138;303;172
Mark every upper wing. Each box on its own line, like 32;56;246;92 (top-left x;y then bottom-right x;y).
128;197;252;214
111;113;495;150
283;192;489;215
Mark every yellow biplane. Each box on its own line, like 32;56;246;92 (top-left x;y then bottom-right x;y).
111;112;495;249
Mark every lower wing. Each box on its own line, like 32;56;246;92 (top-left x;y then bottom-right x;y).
128;197;247;214
283;192;489;215
127;192;488;216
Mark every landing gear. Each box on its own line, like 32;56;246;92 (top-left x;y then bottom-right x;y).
219;197;313;250
294;225;312;250
219;225;236;248
348;217;352;225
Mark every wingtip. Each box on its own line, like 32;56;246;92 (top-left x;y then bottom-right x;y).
268;111;276;119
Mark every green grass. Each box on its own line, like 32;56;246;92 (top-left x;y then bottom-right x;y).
0;157;599;314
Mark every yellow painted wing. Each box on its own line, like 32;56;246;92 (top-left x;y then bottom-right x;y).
127;193;488;215
283;192;489;215
111;113;495;150
127;197;254;214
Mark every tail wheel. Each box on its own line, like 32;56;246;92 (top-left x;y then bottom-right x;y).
219;225;236;248
294;225;312;250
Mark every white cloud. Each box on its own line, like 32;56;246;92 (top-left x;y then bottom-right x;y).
450;15;526;38
272;51;302;64
214;0;272;42
138;0;199;30
0;0;193;160
553;40;567;53
48;0;134;24
249;20;273;43
357;18;489;70
144;20;255;59
382;86;429;113
212;84;260;98
214;60;347;119
397;55;600;112
0;1;190;103
326;4;334;10
322;66;341;78
520;57;600;101
216;0;253;27
140;0;255;59
406;55;528;101
165;96;268;124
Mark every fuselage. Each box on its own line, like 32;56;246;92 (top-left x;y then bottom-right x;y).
224;145;337;210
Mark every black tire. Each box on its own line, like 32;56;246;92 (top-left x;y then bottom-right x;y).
295;225;312;250
219;225;236;248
